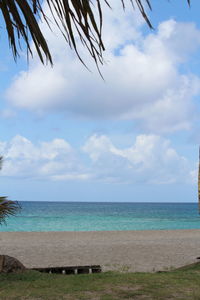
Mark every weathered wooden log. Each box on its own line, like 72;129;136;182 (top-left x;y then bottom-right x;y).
0;256;101;275
31;265;101;275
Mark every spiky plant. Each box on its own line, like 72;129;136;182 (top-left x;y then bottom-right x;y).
0;197;21;225
0;0;191;68
0;157;20;224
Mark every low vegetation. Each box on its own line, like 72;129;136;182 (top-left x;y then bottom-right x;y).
0;263;200;299
0;157;20;225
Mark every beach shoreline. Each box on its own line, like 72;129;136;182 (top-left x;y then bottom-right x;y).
1;229;200;272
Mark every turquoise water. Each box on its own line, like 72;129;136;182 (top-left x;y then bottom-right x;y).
0;201;200;232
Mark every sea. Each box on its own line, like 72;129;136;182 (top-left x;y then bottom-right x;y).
0;201;200;232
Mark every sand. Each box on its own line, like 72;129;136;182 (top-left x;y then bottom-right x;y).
0;229;200;272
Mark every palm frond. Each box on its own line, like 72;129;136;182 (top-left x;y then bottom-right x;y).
0;157;21;224
0;156;2;169
198;147;200;213
0;1;192;67
0;197;21;224
0;0;161;67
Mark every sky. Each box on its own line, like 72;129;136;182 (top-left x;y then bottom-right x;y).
0;0;200;203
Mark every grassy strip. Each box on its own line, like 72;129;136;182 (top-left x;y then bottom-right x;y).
0;263;200;299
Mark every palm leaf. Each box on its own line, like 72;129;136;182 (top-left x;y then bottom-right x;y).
0;156;2;169
198;147;200;213
0;197;21;225
0;0;191;67
0;157;21;224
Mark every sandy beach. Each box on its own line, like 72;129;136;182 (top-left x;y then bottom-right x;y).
0;229;200;272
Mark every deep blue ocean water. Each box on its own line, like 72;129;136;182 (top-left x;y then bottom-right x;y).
0;201;200;232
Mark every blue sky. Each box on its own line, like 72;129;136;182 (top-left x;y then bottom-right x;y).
0;0;200;202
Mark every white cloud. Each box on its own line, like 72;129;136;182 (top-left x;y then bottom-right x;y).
5;5;200;133
0;134;195;185
82;134;193;184
0;135;86;180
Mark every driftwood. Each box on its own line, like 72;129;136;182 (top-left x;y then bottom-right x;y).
31;265;101;275
0;255;26;273
0;255;101;275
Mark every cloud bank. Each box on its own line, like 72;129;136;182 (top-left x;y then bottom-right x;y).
0;134;194;185
5;2;200;133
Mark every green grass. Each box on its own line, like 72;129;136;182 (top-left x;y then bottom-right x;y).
0;263;200;300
